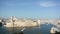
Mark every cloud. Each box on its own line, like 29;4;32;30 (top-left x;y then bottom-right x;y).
39;1;57;7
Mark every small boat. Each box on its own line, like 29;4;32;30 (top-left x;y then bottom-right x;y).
0;20;2;27
50;27;60;34
50;23;60;34
14;28;26;34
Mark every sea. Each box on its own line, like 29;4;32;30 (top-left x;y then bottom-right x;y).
0;23;56;34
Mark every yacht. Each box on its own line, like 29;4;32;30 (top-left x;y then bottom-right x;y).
50;23;60;34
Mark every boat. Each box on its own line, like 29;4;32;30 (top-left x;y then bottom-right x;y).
14;28;25;34
0;19;2;26
50;23;60;34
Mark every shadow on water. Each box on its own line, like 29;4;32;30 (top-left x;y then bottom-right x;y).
0;22;9;34
0;27;8;34
23;27;41;34
40;23;57;34
0;22;2;27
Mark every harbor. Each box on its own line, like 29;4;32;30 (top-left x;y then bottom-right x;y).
0;22;60;34
0;17;60;34
0;0;60;34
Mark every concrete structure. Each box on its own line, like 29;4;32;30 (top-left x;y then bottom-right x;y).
4;17;38;27
38;19;60;25
14;20;38;27
0;19;2;22
0;17;2;22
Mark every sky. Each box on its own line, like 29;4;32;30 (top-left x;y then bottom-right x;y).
0;0;60;19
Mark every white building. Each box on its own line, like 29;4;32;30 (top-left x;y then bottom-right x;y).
4;17;38;27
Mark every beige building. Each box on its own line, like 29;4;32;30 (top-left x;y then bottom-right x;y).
4;17;38;27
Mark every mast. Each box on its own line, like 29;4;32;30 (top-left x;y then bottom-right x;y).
11;16;14;34
37;19;41;34
37;19;40;28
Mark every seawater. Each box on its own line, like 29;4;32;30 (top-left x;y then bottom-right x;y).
0;23;56;34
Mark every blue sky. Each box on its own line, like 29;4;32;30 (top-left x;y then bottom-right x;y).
0;0;60;19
